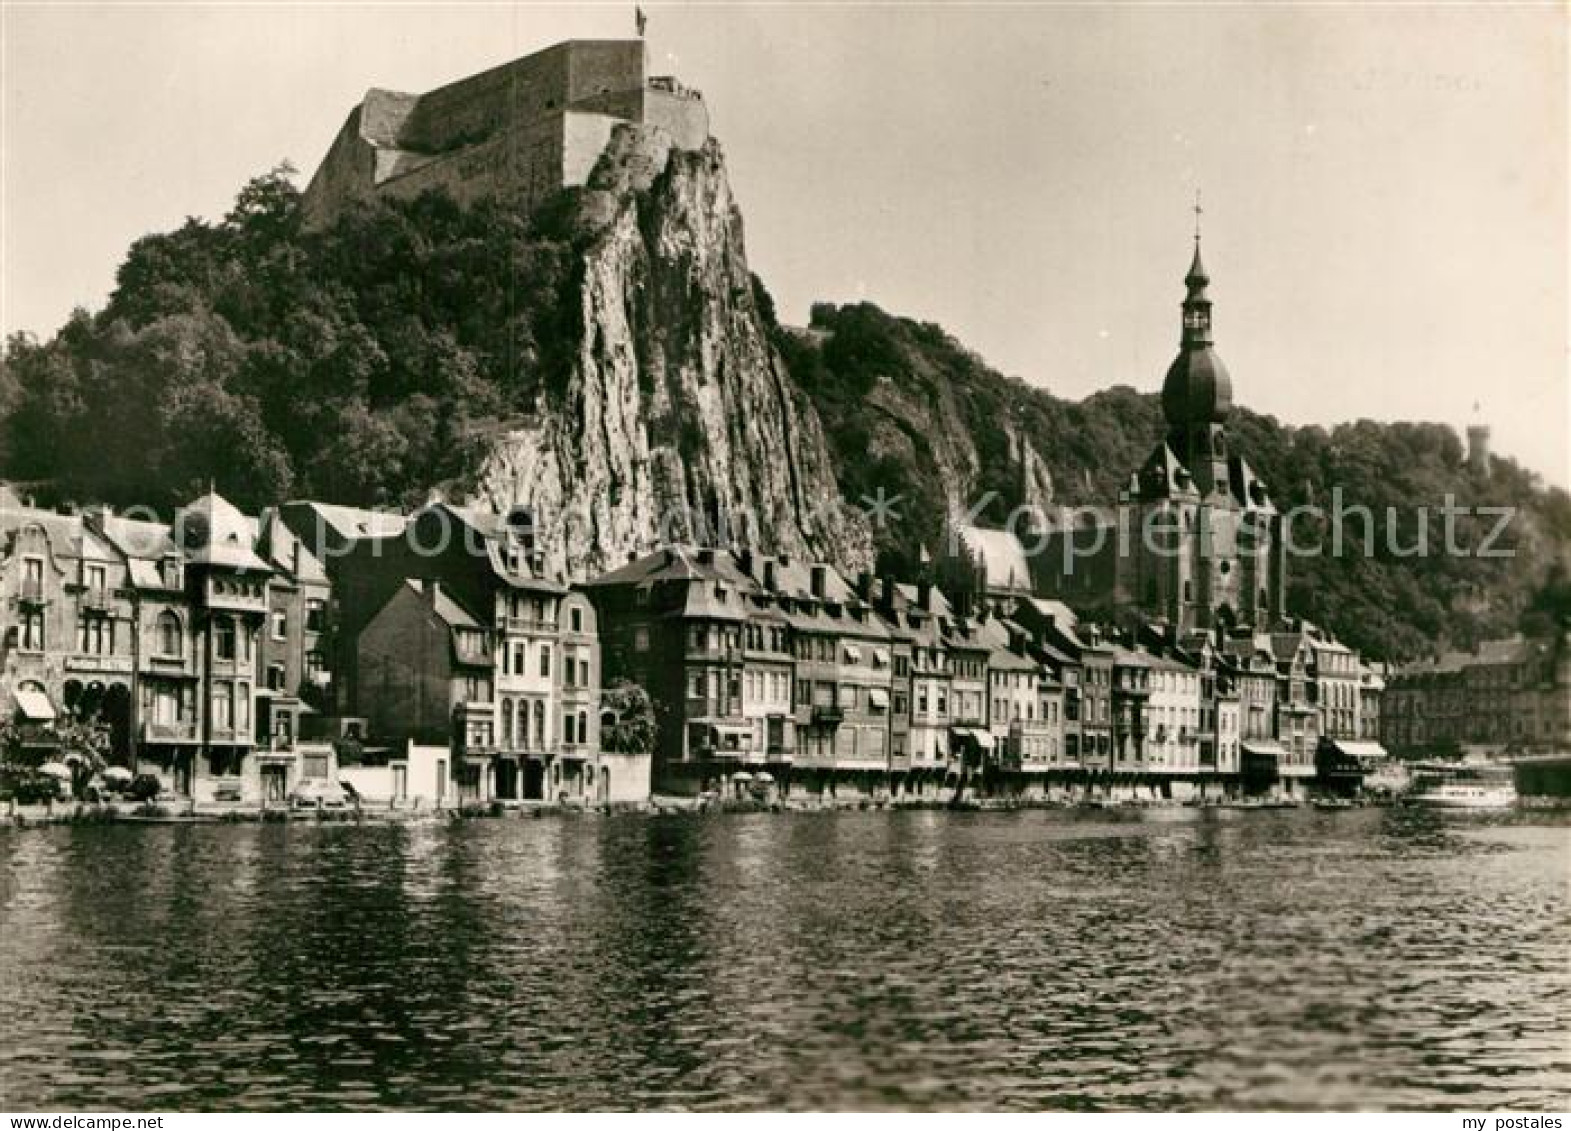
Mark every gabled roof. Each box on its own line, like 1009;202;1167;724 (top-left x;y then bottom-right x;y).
252;509;330;585
952;523;1033;593
421;580;481;629
288;500;407;543
587;545;757;589
176;492;272;572
1131;442;1200;501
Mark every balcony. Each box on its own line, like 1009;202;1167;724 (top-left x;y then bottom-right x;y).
141;721;199;744
810;704;844;727
78;588;113;612
18;578;45;605
686;696;739;720
499;613;556;635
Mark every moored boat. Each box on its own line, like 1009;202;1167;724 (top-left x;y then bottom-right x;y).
1405;761;1517;810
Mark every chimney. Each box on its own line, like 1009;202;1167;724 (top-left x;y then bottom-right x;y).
918;578;933;611
738;547;754;577
855;570;873;601
810;564;827;600
763;559;778;592
880;576;896;612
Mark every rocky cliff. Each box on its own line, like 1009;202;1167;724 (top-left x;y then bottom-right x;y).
462;126;871;579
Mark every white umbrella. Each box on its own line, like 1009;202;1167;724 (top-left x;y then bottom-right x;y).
732;771;754;783
38;762;73;780
101;767;133;783
755;772;776;784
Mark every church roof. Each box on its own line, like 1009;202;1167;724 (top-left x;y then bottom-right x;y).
1162;346;1233;427
1133;442;1200;500
952;523;1033;593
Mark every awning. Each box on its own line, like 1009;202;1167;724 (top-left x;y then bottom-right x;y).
949;727;992;746
873;648;890;668
1331;740;1390;762
868;687;890;709
1241;741;1288;758
13;688;55;721
712;722;753;738
843;644;862;663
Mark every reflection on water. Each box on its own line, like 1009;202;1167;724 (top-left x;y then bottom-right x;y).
0;809;1566;1111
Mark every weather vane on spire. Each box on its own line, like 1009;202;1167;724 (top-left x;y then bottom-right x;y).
1193;189;1203;243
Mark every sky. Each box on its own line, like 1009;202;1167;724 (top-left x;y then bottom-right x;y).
2;2;1566;486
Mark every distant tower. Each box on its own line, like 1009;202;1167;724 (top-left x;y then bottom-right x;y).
1467;401;1492;476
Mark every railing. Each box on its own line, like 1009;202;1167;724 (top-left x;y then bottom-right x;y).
142;721;198;742
810;704;844;726
498;614;557;634
78;588;113;611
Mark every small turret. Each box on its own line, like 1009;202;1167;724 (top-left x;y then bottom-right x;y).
1467;402;1491;477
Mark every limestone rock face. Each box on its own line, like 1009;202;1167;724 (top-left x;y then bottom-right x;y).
464;126;872;580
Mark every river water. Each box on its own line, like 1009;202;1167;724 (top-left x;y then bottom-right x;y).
0;807;1566;1111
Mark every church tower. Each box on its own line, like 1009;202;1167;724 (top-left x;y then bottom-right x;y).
1161;205;1235;499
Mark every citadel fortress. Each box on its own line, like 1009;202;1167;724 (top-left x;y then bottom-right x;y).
303;39;709;226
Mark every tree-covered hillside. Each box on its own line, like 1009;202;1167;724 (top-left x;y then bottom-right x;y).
3;166;584;513
778;302;1571;662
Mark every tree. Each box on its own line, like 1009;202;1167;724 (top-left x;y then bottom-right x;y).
600;680;657;757
0;716;109;804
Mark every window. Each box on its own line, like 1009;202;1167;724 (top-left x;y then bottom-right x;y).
215;619;237;661
564;712;576;745
84;563;107;595
19;611;44;651
539;646;551;678
305;651;325;679
157;612;181;657
272;610;287;640
211;681;233;729
22;557;43;598
305;599;326;633
77;615;111;655
236;684;251;730
268;664;286;692
571;607;583;633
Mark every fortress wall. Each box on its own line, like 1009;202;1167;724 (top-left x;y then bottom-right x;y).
302;106;379;227
359;89;419;146
643;89;710;151
401;44;574;153
562;41;646;106
399;41;643;156
561;112;622;187
377;113;571;214
569;88;646;122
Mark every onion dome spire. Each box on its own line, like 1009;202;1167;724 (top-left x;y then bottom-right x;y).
1162;193;1233;438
